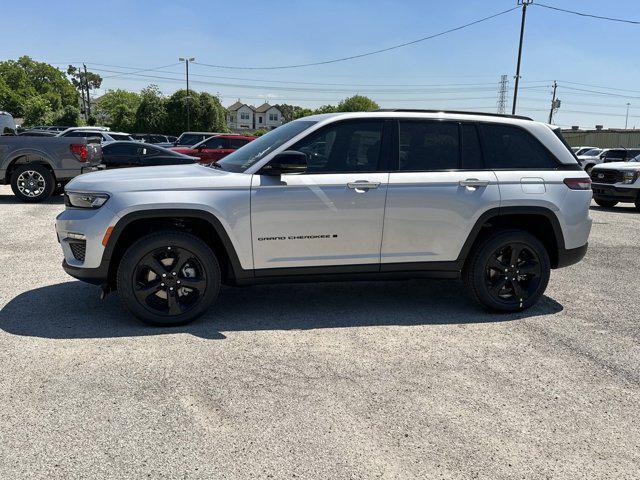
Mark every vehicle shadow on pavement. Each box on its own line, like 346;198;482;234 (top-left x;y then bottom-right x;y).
0;279;563;340
0;194;65;205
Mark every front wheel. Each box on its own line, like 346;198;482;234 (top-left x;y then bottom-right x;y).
594;198;618;208
116;231;221;326
10;164;54;203
464;230;551;312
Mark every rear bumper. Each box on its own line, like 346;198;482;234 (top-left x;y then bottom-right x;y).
592;183;638;202
555;243;588;269
62;260;108;285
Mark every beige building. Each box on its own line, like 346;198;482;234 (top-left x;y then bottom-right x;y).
226;101;283;132
562;128;640;148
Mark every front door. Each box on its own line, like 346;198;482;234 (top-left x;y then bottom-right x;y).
381;120;500;266
251;120;390;272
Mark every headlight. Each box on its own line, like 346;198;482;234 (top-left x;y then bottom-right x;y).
65;192;110;209
622;171;638;184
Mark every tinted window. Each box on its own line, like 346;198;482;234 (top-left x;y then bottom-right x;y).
179;134;209;145
480;124;558;169
104;144;140;155
291;120;383;173
399;121;459;171
202;137;228;149
141;146;160;156
229;138;249;149
605;150;626;160
462;124;483;169
110;134;132;141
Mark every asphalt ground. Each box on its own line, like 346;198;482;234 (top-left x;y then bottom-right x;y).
0;184;638;479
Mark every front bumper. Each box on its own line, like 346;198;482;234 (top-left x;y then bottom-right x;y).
62;260;109;285
592;183;638;202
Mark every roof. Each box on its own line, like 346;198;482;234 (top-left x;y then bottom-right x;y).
227;101;254;111
255;103;278;113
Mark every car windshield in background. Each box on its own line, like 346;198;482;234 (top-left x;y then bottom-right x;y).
178;134;209;145
581;148;600;156
110;134;132;141
217;121;317;173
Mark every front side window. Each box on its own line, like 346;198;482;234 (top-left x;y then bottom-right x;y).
462;124;483;169
399;121;459;171
480;124;558;169
217;120;316;172
202;137;228;149
290;120;383;173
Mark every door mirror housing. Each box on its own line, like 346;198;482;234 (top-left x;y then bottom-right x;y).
261;151;307;175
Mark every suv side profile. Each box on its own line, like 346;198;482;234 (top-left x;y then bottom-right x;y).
56;111;592;326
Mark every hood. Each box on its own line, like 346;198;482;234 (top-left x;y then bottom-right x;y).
592;162;640;171
66;163;246;193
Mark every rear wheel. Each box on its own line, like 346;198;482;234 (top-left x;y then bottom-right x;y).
10;164;54;203
464;230;551;312
635;195;640;212
116;231;221;326
594;198;618;208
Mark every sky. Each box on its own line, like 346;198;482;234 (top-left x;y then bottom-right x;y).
1;0;640;129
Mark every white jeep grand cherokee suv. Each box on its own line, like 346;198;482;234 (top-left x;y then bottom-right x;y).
56;110;592;325
590;155;640;210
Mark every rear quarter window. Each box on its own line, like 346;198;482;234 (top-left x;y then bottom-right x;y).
480;124;558;169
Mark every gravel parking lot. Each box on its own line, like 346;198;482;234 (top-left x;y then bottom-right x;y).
0;184;638;479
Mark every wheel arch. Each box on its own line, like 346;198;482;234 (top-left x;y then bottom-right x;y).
104;209;247;288
5;152;57;183
458;207;565;269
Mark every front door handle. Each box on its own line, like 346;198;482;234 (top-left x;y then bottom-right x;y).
459;178;489;188
347;181;380;191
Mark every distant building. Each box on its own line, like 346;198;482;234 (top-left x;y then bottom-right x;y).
226;100;283;132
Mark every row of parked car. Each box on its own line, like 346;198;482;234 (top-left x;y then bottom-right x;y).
571;145;640;173
0;114;256;202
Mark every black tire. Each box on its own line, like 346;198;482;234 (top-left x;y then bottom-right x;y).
116;231;221;326
463;229;551;312
594;198;618;208
52;183;65;196
635;195;640;213
10;164;54;203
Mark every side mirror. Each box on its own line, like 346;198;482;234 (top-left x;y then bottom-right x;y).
261;151;307;175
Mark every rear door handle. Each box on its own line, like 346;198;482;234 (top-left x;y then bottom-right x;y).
459;178;489;188
347;181;380;190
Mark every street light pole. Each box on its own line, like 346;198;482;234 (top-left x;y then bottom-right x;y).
179;57;195;131
625;103;631;129
512;0;533;115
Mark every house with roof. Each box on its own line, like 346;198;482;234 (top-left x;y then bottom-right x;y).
254;103;283;130
226;100;283;132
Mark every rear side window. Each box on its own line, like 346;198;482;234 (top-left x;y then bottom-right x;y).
461;124;483;169
480;124;558;169
203;137;229;149
105;144;140;155
229;138;249;149
399;121;459;171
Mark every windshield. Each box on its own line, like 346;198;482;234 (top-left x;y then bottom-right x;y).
178;133;211;145
217;121;317;172
581;148;601;157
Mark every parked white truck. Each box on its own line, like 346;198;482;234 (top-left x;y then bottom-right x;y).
590;156;640;210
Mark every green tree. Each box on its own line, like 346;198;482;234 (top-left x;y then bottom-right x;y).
51;105;80;127
0;56;78;117
95;89;140;132
314;104;337;114
165;89;227;135
336;95;379;112
22;96;53;127
134;85;167;133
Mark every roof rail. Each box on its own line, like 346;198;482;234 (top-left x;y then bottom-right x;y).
373;109;533;121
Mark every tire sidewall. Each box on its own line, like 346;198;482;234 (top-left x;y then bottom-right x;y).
10;164;54;203
470;230;551;312
117;231;221;326
594;198;618;208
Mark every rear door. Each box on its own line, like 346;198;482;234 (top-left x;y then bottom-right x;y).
380;120;500;265
251;119;391;271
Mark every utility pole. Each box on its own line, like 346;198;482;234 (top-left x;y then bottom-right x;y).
625;103;631;129
497;75;509;114
83;63;92;121
179;57;195;131
548;81;558;124
78;64;87;122
512;0;533;115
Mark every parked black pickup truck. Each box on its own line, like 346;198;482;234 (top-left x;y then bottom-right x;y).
0;136;102;202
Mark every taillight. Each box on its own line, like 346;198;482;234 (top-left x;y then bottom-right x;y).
70;144;88;162
563;177;592;190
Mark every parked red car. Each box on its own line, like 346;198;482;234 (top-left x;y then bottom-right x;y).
172;134;255;163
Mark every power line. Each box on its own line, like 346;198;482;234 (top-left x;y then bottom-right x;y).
193;7;519;70
534;3;640;25
101;62;182;79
